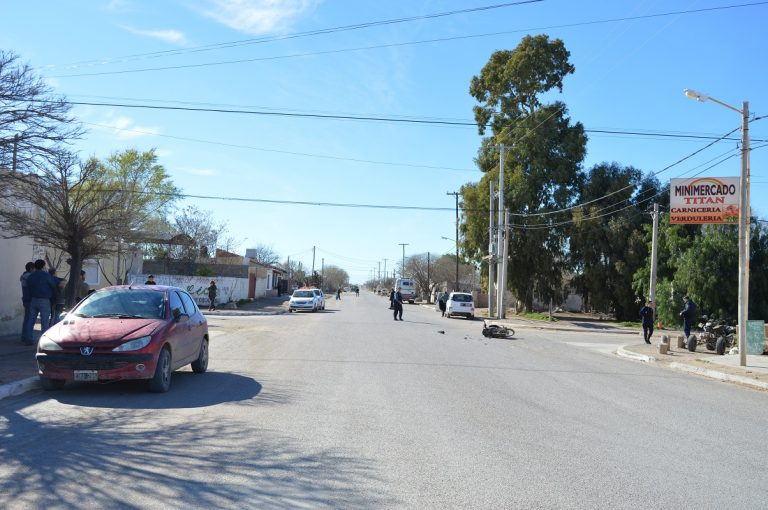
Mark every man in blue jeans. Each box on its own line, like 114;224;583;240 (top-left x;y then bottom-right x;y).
19;261;34;344
23;259;56;345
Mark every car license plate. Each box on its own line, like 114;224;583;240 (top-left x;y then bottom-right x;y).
74;370;98;381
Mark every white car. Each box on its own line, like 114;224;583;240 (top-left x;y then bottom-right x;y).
312;289;326;310
446;292;475;319
288;289;322;312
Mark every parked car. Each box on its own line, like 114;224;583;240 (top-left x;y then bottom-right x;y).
395;278;417;303
289;289;323;312
312;289;326;310
446;292;475;319
35;285;209;393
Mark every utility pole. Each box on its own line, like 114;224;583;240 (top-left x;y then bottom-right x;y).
378;261;381;281
383;259;388;285
427;252;431;303
447;191;460;291
649;203;659;303
488;180;496;318
399;243;409;278
496;145;507;318
321;258;325;288
311;246;316;276
498;209;510;318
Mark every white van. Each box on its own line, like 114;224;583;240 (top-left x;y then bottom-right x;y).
395;278;417;304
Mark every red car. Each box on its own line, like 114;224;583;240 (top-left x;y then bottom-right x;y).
36;285;209;393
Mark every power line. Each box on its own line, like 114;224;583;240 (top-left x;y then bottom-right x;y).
46;2;768;78
56;1;543;68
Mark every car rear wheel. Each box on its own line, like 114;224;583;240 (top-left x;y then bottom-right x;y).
191;338;209;373
148;347;172;393
40;376;65;390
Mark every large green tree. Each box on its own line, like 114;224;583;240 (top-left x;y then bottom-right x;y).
463;35;587;310
569;162;664;320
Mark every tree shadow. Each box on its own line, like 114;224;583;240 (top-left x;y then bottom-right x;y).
0;391;395;508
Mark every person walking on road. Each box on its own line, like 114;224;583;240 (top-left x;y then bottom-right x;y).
336;288;342;300
207;280;218;311
639;300;655;344
20;261;34;344
680;295;697;338
23;259;56;344
389;288;395;309
393;287;404;321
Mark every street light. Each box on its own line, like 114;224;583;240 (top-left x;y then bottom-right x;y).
684;88;750;367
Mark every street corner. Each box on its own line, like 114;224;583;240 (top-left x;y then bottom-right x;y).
617;345;657;363
0;376;40;401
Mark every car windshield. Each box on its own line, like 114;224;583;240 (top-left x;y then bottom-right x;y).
451;294;473;303
293;290;314;298
73;289;165;319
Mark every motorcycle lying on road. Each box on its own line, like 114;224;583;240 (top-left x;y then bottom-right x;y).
482;320;515;339
686;315;736;355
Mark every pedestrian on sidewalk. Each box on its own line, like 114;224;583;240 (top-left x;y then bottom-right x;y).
145;274;157;285
207;280;217;311
75;270;90;301
393;287;404;321
19;261;34;344
639;299;655;344
680;295;697;338
23;259;56;344
336;288;341;300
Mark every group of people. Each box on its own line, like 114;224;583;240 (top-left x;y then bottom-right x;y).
638;294;697;344
20;260;89;345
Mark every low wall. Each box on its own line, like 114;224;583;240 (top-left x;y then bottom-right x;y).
132;274;248;306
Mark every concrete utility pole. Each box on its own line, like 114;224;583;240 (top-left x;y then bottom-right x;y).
447;191;460;291
399;243;409;278
383;259;388;283
311;246;316;275
488;180;496;318
649;203;659;303
378;261;381;281
496;145;507;318
498;209;510;319
321;258;325;287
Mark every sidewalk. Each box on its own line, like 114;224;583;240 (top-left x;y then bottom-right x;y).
0;295;290;400
493;312;768;391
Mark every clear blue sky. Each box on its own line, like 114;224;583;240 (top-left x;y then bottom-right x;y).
3;0;767;284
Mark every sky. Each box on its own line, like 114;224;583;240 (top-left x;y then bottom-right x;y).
3;0;767;284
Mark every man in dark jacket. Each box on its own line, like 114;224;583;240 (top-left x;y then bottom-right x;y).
23;259;56;344
20;261;34;344
393;287;404;321
680;295;697;338
639;300;655;344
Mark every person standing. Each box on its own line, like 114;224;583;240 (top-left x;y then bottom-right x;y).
393;287;404;321
207;280;217;311
48;268;66;325
20;261;34;344
75;270;90;301
336;288;341;300
145;274;157;285
389;288;395;309
680;295;697;338
23;259;56;344
438;292;448;317
639;300;655;344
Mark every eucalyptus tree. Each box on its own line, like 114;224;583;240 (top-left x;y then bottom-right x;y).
462;34;587;310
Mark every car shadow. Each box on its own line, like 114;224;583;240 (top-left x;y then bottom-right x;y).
46;371;269;409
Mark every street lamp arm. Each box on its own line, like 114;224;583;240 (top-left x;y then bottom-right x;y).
684;88;742;114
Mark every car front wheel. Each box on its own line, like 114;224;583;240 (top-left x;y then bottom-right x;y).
148;347;172;393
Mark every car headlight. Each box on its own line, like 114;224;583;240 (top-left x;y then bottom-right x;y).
38;336;62;351
112;336;151;352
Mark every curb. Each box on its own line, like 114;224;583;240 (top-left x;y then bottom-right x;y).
669;362;768;391
203;310;287;317
0;376;40;401
616;347;656;363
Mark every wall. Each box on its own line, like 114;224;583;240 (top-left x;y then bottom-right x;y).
0;236;38;336
133;274;249;306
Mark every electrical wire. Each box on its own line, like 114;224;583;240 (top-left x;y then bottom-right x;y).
45;2;768;78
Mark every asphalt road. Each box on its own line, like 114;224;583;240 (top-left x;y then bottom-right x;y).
1;292;767;508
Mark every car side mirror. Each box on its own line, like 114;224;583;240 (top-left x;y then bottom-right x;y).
172;308;189;322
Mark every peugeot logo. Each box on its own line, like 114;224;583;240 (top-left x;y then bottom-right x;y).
80;346;94;356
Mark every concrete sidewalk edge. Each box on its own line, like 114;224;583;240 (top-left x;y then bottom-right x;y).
0;377;40;401
616;347;656;363
669;362;768;390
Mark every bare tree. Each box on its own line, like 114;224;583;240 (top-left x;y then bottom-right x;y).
0;149;178;306
405;253;475;301
247;244;280;266
164;206;229;261
322;265;349;292
0;51;84;172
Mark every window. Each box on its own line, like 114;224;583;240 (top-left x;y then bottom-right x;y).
179;291;198;315
169;291;185;317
